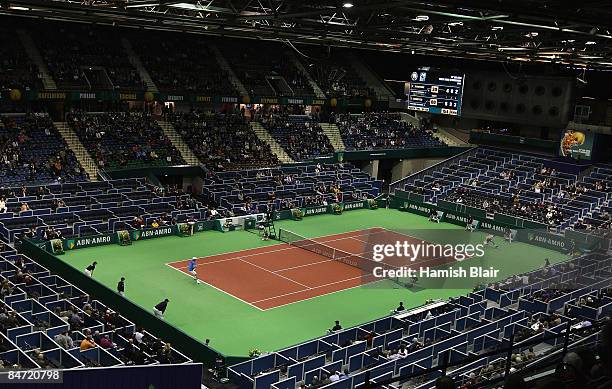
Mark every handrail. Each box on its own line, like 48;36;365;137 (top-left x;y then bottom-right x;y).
97;168;112;181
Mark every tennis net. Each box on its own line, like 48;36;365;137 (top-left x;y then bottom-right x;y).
278;228;410;287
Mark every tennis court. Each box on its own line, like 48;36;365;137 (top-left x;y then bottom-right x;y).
167;227;456;310
60;209;569;355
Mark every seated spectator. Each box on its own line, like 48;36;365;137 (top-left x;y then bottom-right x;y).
335;112;445;151
79;336;96;351
67;112;185;169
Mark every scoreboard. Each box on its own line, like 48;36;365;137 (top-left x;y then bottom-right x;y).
404;69;465;116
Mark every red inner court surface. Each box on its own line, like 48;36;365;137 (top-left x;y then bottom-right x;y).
167;228;449;310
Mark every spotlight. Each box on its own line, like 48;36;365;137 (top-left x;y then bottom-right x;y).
343;2;353;8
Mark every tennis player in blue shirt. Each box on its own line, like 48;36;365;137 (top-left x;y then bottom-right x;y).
188;257;201;284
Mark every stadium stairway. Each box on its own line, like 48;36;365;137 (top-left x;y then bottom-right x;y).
157;121;200;165
209;44;249;96
121;38;159;93
249;121;295;163
320;123;346;151
346;53;395;101
17;29;57;90
53;122;99;180
286;51;327;99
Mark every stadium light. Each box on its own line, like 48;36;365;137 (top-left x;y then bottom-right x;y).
343;2;354;8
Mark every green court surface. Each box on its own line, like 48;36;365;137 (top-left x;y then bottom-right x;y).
59;209;569;357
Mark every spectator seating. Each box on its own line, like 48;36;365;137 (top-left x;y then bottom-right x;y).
0;28;41;92
0;239;191;370
335;113;446;151
573;165;612;231
203;163;382;216
132;32;236;95
169;111;279;170
34;23;144;91
398;148;611;230
67;112;185;170
260;113;334;161
229;252;611;389
221;41;315;97
0;114;88;187
0;179;210;243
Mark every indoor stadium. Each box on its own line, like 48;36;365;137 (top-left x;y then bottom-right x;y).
0;1;610;389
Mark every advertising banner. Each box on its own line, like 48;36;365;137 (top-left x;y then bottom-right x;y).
559;129;594;160
131;227;175;241
64;233;116;250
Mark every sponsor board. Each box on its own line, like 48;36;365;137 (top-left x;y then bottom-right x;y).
518;230;567;251
131;227;174;241
303;206;328;216
64;233;115;250
400;201;435;217
343;201;365;211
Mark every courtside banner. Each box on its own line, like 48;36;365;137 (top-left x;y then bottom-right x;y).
343;201;367;211
399;200;436;216
132;226;175;241
302;205;328;216
64;233;116;250
517;230;568;251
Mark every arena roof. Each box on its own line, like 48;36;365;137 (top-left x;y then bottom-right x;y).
2;0;612;69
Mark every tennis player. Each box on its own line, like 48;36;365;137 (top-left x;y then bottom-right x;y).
188;257;201;284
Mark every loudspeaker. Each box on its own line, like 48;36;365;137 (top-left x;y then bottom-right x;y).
462;72;573;126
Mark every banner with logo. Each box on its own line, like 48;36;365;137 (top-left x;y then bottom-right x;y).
131;226;175;241
517;230;568;251
302;205;328;217
64;233;116;250
399;200;436;217
559;129;595;160
343;201;367;211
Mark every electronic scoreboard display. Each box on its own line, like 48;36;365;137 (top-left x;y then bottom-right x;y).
404;68;465;116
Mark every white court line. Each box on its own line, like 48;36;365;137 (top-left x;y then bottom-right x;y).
272;258;336;272
239;259;312;289
251;275;366;303
164;226;384;266
164;262;265;312
169;227;390;268
166;226;424;310
261;279;389;311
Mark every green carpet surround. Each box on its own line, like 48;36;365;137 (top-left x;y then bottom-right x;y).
59;209;568;356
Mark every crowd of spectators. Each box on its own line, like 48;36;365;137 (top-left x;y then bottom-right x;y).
170;110;279;170
133;33;236;95
446;186;568;226
35;23;144;90
0;114;88;186
258;109;334;161
67;111;185;169
333;112;445;150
